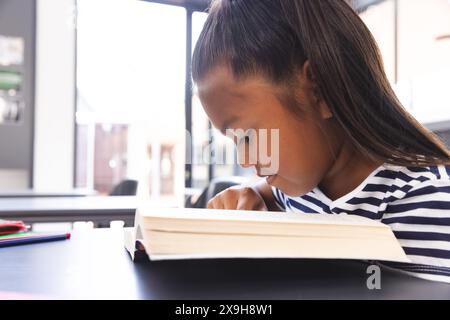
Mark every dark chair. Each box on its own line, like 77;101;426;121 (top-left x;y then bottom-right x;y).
186;176;249;208
110;179;138;196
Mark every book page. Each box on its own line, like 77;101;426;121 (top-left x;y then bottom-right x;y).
137;207;386;227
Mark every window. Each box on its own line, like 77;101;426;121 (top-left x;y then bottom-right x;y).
361;0;450;125
360;0;397;84
395;0;450;124
76;0;186;203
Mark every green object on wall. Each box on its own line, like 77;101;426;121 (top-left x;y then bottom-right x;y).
0;71;22;90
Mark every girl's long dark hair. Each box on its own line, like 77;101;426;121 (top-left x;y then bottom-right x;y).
192;0;450;167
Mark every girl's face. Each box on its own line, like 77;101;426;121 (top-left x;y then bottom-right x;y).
196;65;345;197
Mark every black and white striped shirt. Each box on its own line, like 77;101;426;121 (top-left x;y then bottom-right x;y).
272;164;450;283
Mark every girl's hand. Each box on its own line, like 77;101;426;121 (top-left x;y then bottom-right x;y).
207;186;269;211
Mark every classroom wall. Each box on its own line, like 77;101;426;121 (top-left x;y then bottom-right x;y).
0;0;36;189
33;0;76;191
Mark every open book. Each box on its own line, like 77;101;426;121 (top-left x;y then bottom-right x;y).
124;207;410;263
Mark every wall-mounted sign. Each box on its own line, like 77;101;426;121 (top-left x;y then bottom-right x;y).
0;71;23;124
0;95;23;124
0;36;24;66
0;71;22;90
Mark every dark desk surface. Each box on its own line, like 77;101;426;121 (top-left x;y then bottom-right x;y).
0;196;139;225
1;228;449;299
0;189;97;198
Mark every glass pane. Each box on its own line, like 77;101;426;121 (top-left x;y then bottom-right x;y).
361;0;450;125
76;0;186;204
359;0;396;84
191;11;212;189
396;0;450;124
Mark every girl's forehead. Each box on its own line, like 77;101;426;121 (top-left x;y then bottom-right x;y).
197;66;273;99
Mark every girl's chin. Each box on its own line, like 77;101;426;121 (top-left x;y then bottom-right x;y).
268;176;307;197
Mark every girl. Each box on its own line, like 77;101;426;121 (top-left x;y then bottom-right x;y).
192;0;450;283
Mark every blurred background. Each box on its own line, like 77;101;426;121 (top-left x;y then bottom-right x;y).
0;0;449;231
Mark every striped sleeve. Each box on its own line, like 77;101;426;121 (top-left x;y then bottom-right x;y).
381;177;450;283
271;187;286;211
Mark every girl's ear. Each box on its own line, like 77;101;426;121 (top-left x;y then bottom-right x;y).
317;99;333;120
302;60;333;120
